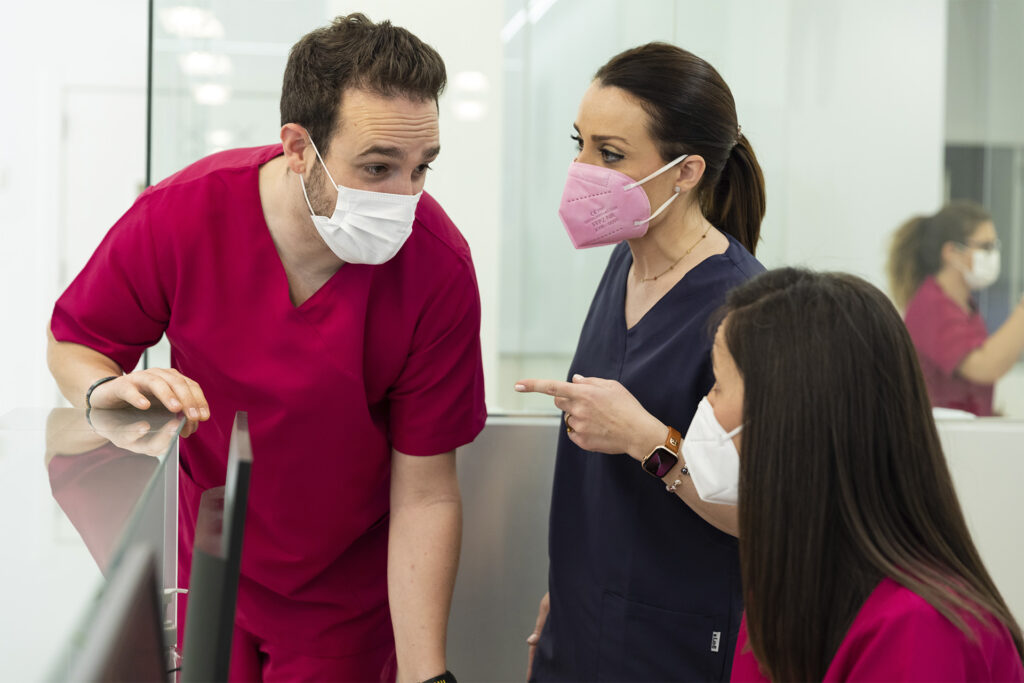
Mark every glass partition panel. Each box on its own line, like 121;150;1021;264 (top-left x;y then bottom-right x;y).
499;0;1024;416
946;0;1024;415
150;2;316;183
148;0;1024;416
497;0;677;412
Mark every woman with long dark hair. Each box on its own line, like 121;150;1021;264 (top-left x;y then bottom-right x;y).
715;268;1024;681
516;43;765;680
887;200;1024;415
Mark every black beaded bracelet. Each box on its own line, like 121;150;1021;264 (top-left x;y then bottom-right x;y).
85;375;119;413
420;671;456;683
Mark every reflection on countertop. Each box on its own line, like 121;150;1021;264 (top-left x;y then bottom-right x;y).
46;408;182;573
0;406;183;682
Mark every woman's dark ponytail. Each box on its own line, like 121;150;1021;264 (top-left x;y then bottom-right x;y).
705;133;765;256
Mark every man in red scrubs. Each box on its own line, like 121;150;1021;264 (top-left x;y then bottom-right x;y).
46;14;485;682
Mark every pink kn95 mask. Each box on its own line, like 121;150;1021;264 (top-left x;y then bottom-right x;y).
557;153;688;249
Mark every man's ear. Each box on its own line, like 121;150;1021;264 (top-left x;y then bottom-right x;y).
280;123;311;175
674;155;706;194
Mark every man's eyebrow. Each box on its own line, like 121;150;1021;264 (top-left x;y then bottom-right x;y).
355;145;441;162
356;145;405;159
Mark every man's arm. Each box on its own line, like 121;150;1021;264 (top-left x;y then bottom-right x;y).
47;326;124;408
47;326;209;425
388;448;461;682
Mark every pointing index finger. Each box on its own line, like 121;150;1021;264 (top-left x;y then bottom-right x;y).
514;378;580;397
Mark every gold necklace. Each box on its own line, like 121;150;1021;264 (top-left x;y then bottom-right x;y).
638;224;713;282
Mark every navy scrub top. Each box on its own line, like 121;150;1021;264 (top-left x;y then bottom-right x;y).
532;236;764;682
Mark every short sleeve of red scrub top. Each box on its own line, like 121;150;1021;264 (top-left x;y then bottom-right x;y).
385;249;485;456
904;276;987;377
903;276;993;415
51;187;170;374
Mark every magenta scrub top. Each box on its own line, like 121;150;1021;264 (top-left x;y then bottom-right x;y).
50;145;487;657
904;276;993;416
731;578;1024;681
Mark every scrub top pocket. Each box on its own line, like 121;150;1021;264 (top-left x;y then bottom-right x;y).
596;590;730;682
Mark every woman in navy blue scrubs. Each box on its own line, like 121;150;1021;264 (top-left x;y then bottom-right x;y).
517;43;766;681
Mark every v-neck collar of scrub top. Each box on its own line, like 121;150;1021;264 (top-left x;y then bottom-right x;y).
619;237;740;334
250;149;374;317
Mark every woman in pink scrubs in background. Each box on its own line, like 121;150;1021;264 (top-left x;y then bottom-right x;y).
703;268;1023;681
887;200;1024;416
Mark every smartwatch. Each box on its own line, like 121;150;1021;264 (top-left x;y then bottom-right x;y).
641;427;682;478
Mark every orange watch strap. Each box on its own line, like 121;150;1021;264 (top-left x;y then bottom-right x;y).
665;427;682;454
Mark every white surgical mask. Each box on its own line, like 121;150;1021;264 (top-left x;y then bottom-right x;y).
300;135;421;265
959;247;1000;291
681;397;743;505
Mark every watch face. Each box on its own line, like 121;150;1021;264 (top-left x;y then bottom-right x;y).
643;446;677;477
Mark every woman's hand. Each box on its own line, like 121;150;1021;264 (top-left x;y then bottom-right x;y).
526;592;550;680
89;368;209;438
515;374;667;460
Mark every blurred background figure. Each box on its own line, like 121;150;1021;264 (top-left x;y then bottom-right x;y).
888;201;1024;416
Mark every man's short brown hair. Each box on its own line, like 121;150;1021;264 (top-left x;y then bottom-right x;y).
280;13;447;154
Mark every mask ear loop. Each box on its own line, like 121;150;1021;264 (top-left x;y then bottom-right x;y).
624;153;689;227
299;132;339;218
637;187;681;226
305;134;339;187
623;153;689;191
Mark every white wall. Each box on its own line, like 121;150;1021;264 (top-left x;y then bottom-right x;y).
673;0;947;287
0;1;505;416
495;0;949;411
0;1;148;416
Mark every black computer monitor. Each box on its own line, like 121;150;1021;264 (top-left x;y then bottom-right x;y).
64;545;167;682
181;411;253;683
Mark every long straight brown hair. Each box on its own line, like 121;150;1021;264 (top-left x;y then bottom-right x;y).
723;268;1023;681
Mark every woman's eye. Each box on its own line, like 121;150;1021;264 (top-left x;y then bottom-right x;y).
414;164;434;175
365;165;388;176
570;134;583;151
600;148;624;163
